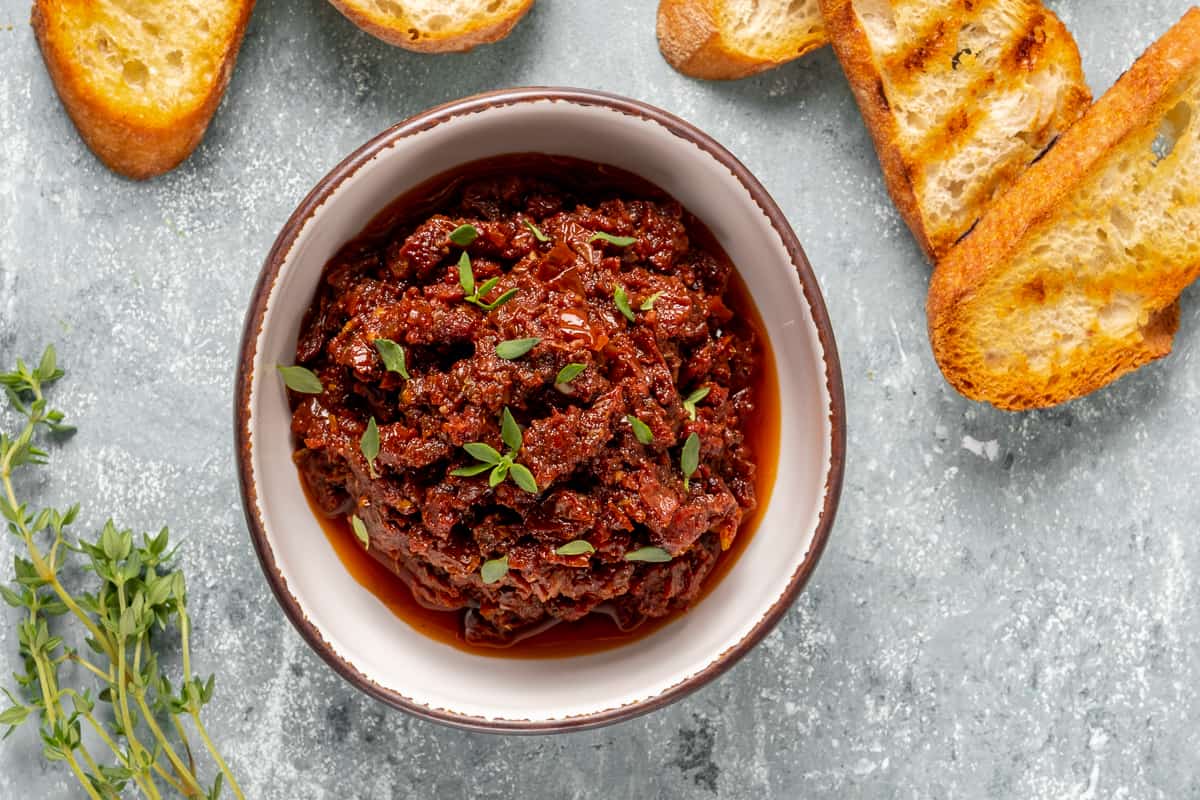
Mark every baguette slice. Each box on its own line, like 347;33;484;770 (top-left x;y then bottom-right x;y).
820;0;1091;260
928;8;1200;411
33;0;254;180
328;0;533;53
657;0;826;80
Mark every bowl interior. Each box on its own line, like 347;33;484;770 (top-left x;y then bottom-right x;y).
244;94;839;727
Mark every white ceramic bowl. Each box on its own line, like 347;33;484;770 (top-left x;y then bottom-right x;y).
236;88;845;732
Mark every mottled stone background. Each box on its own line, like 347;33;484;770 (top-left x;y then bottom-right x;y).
2;1;1198;797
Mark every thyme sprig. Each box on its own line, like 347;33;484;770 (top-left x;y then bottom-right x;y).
451;408;539;494
0;347;243;800
682;386;710;420
458;253;518;312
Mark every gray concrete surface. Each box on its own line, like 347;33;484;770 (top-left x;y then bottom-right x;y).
2;1;1198;797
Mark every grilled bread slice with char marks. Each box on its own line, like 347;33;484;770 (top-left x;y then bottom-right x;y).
928;8;1200;410
820;0;1092;261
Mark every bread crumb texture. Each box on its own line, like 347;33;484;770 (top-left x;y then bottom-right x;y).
657;0;827;80
44;0;245;119
342;0;530;46
721;0;825;62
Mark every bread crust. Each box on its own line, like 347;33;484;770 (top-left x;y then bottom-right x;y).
32;0;255;181
656;0;826;80
820;0;933;254
327;0;534;53
820;0;1090;261
927;8;1200;410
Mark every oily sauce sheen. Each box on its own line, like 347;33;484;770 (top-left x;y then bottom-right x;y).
295;154;782;657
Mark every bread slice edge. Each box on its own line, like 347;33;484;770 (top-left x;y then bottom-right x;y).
328;0;534;53
657;0;826;81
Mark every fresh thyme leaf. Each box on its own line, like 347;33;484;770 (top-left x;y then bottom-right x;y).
555;363;586;386
463;442;503;464
524;218;550;242
682;386;711;420
613;286;635;322
0;704;30;728
500;407;523;452
681;432;700;490
457;251;475;295
496;337;540;360
590;231;637;247
640;292;663;311
480;288;519;311
449;224;479;246
489;461;510;487
36;346;59;382
476;276;500;299
625;547;672;563
451;461;493;477
555;540;595;556
276;365;323;394
350;515;370;549
361;417;380;478
626;415;653;445
508;463;539;494
374;338;410;380
480;556;509;584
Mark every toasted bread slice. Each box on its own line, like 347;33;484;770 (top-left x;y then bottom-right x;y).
328;0;533;52
32;0;254;180
927;9;1200;411
820;0;1091;260
657;0;826;80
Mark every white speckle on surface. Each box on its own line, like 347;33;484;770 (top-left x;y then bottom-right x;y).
961;435;1000;461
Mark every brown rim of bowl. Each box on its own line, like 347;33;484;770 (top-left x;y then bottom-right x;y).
235;86;847;735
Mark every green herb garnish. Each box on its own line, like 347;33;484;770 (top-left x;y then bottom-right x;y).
524;219;550;242
640;292;663;311
555;540;595;556
0;346;244;800
451;407;540;494
681;432;700;490
495;337;540;360
508;464;538;493
458;252;519;312
590;231;637;247
480;556;509;585
626;415;653;445
682;386;710;420
625;547;672;563
500;405;522;451
374;338;410;380
276;364;323;394
361;416;380;479
555;363;586;389
613;286;635;322
457;251;475;295
350;515;370;549
449;224;478;246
